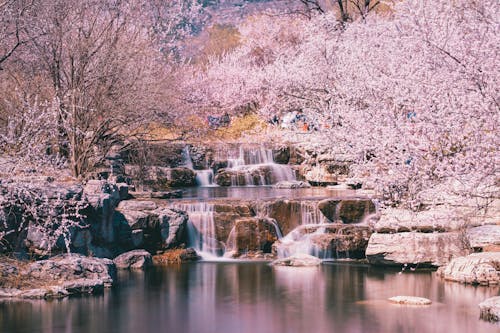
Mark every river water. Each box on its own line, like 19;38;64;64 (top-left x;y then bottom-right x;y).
2;262;498;333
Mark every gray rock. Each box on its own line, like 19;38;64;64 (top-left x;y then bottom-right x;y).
158;209;188;249
479;296;500;322
113;249;152;270
117;200;158;211
366;232;471;267
24;254;115;287
271;254;322;267
467;225;500;250
179;248;201;261
436;252;500;285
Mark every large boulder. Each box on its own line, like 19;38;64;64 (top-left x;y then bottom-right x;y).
124;165;196;189
272;146;290;164
436;252;500;285
366;232;471;267
479;297;500;322
158;208;188;249
113;249;152;270
467;225;500;251
224;217;280;258
318;199;376;223
24;254;115;285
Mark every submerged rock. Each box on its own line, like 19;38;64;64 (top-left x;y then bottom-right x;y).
388;296;432;306
366;232;470;267
436;252;500;285
113;250;153;270
271;254;322;267
273;180;311;189
479;297;500;322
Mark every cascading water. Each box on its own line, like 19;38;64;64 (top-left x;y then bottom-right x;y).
274;201;333;259
175;202;221;260
223;146;296;186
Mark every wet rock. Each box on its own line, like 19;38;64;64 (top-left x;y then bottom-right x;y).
271;254;322;267
366;232;471;267
113;249;152;270
436;252;500;285
257;200;305;235
479;297;500;322
318;199;376;223
467;225;500;251
272;146;290;164
225;217;280;257
274;224;372;259
388;296;432;306
180;248;201;261
273;181;311;189
131;230;144;247
338;200;377;224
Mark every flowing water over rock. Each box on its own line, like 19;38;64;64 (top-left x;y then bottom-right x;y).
182;144;296;187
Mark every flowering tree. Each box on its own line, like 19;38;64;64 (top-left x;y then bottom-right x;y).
0;0;205;177
190;0;499;210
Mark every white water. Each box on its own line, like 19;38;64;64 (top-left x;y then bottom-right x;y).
275;201;332;259
175;202;222;260
225;146;296;186
182;145;296;187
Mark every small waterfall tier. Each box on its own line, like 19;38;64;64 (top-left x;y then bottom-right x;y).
172;197;376;261
214;146;296;186
181;144;296;187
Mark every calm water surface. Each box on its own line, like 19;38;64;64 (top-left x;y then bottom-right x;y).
2;262;499;333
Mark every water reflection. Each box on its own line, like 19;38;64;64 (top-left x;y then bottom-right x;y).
1;263;498;333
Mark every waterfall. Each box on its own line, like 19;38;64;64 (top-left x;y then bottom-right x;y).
275;201;332;259
223;145;296;186
175;202;221;259
196;169;215;187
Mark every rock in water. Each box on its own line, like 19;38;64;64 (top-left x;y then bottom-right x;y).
436;252;500;285
113;250;153;270
271;254;322;267
479;297;500;322
388;296;432;306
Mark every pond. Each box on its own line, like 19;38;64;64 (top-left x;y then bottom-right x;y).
2;262;498;333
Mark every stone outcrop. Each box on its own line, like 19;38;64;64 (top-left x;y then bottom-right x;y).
366;232;471;267
467;225;500;251
116;200;188;251
224;217;280;258
124;165;196;190
0;254;115;299
479;297;500;322
113;249;153;270
318;199;376;223
271;253;322;267
436;252;500;285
